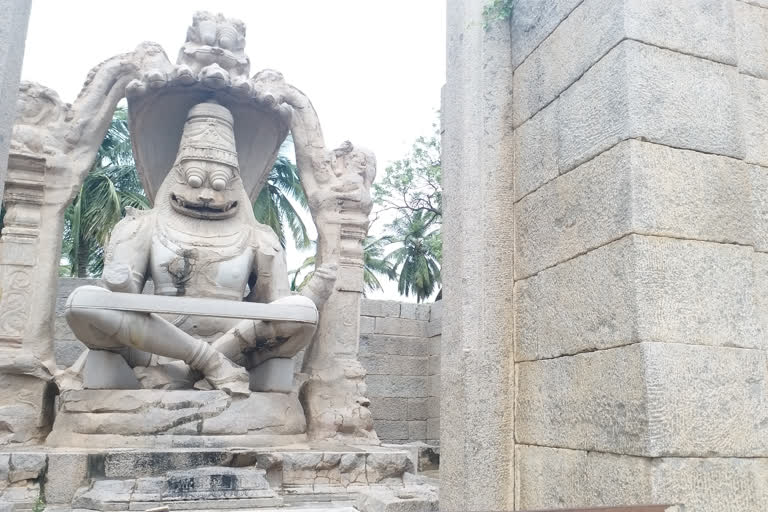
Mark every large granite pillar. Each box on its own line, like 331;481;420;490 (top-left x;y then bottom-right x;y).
0;0;31;200
441;0;514;509
504;0;768;510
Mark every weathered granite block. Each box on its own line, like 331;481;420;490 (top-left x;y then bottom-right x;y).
359;335;430;357
360;355;428;376
361;300;401;318
513;101;558;200
374;317;426;337
8;453;46;483
512;0;624;126
406;398;428;421
736;0;768;79
741;74;768;168
0;375;52;445
510;0;584;69
516;343;768;457
624;0;736;65
375;421;409;441
558;40;744;173
513;0;736;126
516;141;754;278
515;235;762;360
370;397;409;421
516;444;768;512
366;375;428;399
360;315;375;334
45;453;88;504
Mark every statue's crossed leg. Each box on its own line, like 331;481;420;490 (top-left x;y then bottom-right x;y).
65;286;319;395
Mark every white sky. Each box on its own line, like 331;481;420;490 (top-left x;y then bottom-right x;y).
21;0;445;301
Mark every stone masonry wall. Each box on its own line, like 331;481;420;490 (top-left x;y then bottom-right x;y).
53;279;442;445
358;299;441;445
507;1;768;511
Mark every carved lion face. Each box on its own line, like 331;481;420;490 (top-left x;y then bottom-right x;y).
179;11;249;75
168;158;241;220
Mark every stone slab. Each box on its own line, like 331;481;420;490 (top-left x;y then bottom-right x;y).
740;74;768;168
366;376;427;399
360;355;428;376
8;453;45;483
513;101;558;200
44;453;88;505
515;444;768;512
0;374;52;445
512;0;624;126
516;140;754;278
359;335;430;357
515;235;762;360
736;0;768;79
558;40;743;174
516;343;768;457
510;0;583;69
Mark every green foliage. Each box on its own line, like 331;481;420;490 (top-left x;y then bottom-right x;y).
483;0;516;30
374;131;442;302
253;155;311;249
32;495;45;512
373;134;441;225
62;108;149;277
384;211;441;303
289;236;397;295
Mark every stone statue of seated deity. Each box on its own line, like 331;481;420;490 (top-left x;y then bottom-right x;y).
65;101;336;395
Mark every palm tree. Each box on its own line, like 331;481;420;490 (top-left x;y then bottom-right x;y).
289;235;397;295
385;211;441;303
62;108;149;277
253;156;311;250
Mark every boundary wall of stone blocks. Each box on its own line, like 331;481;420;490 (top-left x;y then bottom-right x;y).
443;0;768;510
53;279;442;446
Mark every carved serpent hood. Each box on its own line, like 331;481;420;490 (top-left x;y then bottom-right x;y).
126;12;292;205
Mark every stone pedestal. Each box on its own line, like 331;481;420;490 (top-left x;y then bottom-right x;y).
47;389;307;448
0;445;417;509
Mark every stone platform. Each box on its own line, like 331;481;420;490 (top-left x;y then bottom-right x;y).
47;389;308;448
0;444;438;511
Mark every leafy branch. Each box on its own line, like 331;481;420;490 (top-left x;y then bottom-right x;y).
483;0;516;30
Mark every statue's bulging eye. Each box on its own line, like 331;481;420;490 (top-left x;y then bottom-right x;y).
212;177;226;191
185;167;204;188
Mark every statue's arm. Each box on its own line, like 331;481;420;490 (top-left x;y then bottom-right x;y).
101;209;153;294
246;229;292;303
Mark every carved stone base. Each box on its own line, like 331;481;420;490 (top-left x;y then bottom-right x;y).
0;445;424;509
47;389;307;448
0;374;54;445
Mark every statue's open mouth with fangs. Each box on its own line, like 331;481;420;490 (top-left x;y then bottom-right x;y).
170;192;238;219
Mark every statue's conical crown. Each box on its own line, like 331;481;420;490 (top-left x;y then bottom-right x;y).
175;102;239;170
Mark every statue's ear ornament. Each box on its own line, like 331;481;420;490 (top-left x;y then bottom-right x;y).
126;12;292;205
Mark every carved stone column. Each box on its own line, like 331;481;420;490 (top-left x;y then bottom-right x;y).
0;153;55;444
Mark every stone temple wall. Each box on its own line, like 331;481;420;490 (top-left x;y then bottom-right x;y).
443;0;768;510
53;278;442;445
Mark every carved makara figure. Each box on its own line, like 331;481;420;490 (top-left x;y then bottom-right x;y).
65;101;335;395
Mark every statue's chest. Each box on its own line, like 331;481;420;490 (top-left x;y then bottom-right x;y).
149;234;254;299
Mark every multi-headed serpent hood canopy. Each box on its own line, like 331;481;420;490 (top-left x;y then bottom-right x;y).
126;11;292;204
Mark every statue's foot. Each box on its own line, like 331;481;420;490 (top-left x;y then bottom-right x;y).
202;355;250;396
